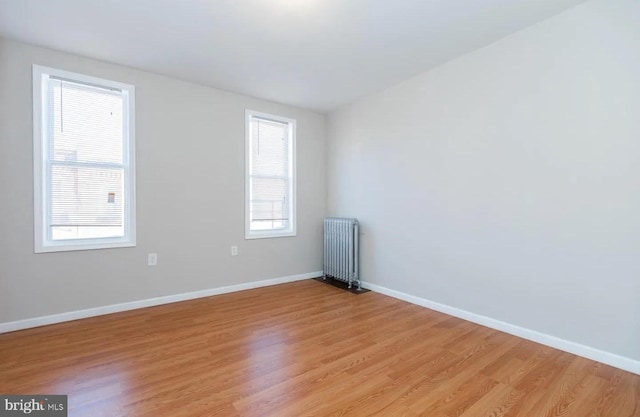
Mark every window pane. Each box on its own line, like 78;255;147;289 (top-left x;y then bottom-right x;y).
50;165;124;240
51;80;123;165
251;117;289;178
51;225;125;241
250;177;289;231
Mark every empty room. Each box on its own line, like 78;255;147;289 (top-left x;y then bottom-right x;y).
0;0;639;415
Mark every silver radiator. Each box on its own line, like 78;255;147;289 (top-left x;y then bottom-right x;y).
323;217;360;290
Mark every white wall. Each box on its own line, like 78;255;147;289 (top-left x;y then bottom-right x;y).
328;0;640;361
0;39;326;323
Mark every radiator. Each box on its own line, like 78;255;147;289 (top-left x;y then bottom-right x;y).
323;217;360;290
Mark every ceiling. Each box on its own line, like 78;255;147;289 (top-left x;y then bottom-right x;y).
0;0;586;112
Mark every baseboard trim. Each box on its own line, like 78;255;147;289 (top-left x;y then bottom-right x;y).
0;271;323;334
361;281;640;375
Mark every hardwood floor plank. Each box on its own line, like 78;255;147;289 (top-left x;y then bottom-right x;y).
0;279;637;417
458;382;524;417
518;356;592;417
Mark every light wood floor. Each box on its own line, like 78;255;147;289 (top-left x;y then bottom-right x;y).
0;280;638;417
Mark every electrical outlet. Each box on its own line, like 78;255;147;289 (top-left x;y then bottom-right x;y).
231;246;238;256
148;253;158;266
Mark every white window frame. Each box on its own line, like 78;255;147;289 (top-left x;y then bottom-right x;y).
33;65;136;253
245;109;296;239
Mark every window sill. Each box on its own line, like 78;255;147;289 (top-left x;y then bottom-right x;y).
245;231;297;240
35;240;136;253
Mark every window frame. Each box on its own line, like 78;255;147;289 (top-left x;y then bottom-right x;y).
245;109;297;240
32;65;136;253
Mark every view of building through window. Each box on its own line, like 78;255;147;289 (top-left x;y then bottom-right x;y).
34;65;135;252
248;116;291;232
49;79;126;240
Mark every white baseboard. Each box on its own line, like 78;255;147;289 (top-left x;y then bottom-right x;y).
361;281;640;376
0;271;323;334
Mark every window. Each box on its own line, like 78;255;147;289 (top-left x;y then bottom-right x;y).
245;110;296;239
33;65;136;252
